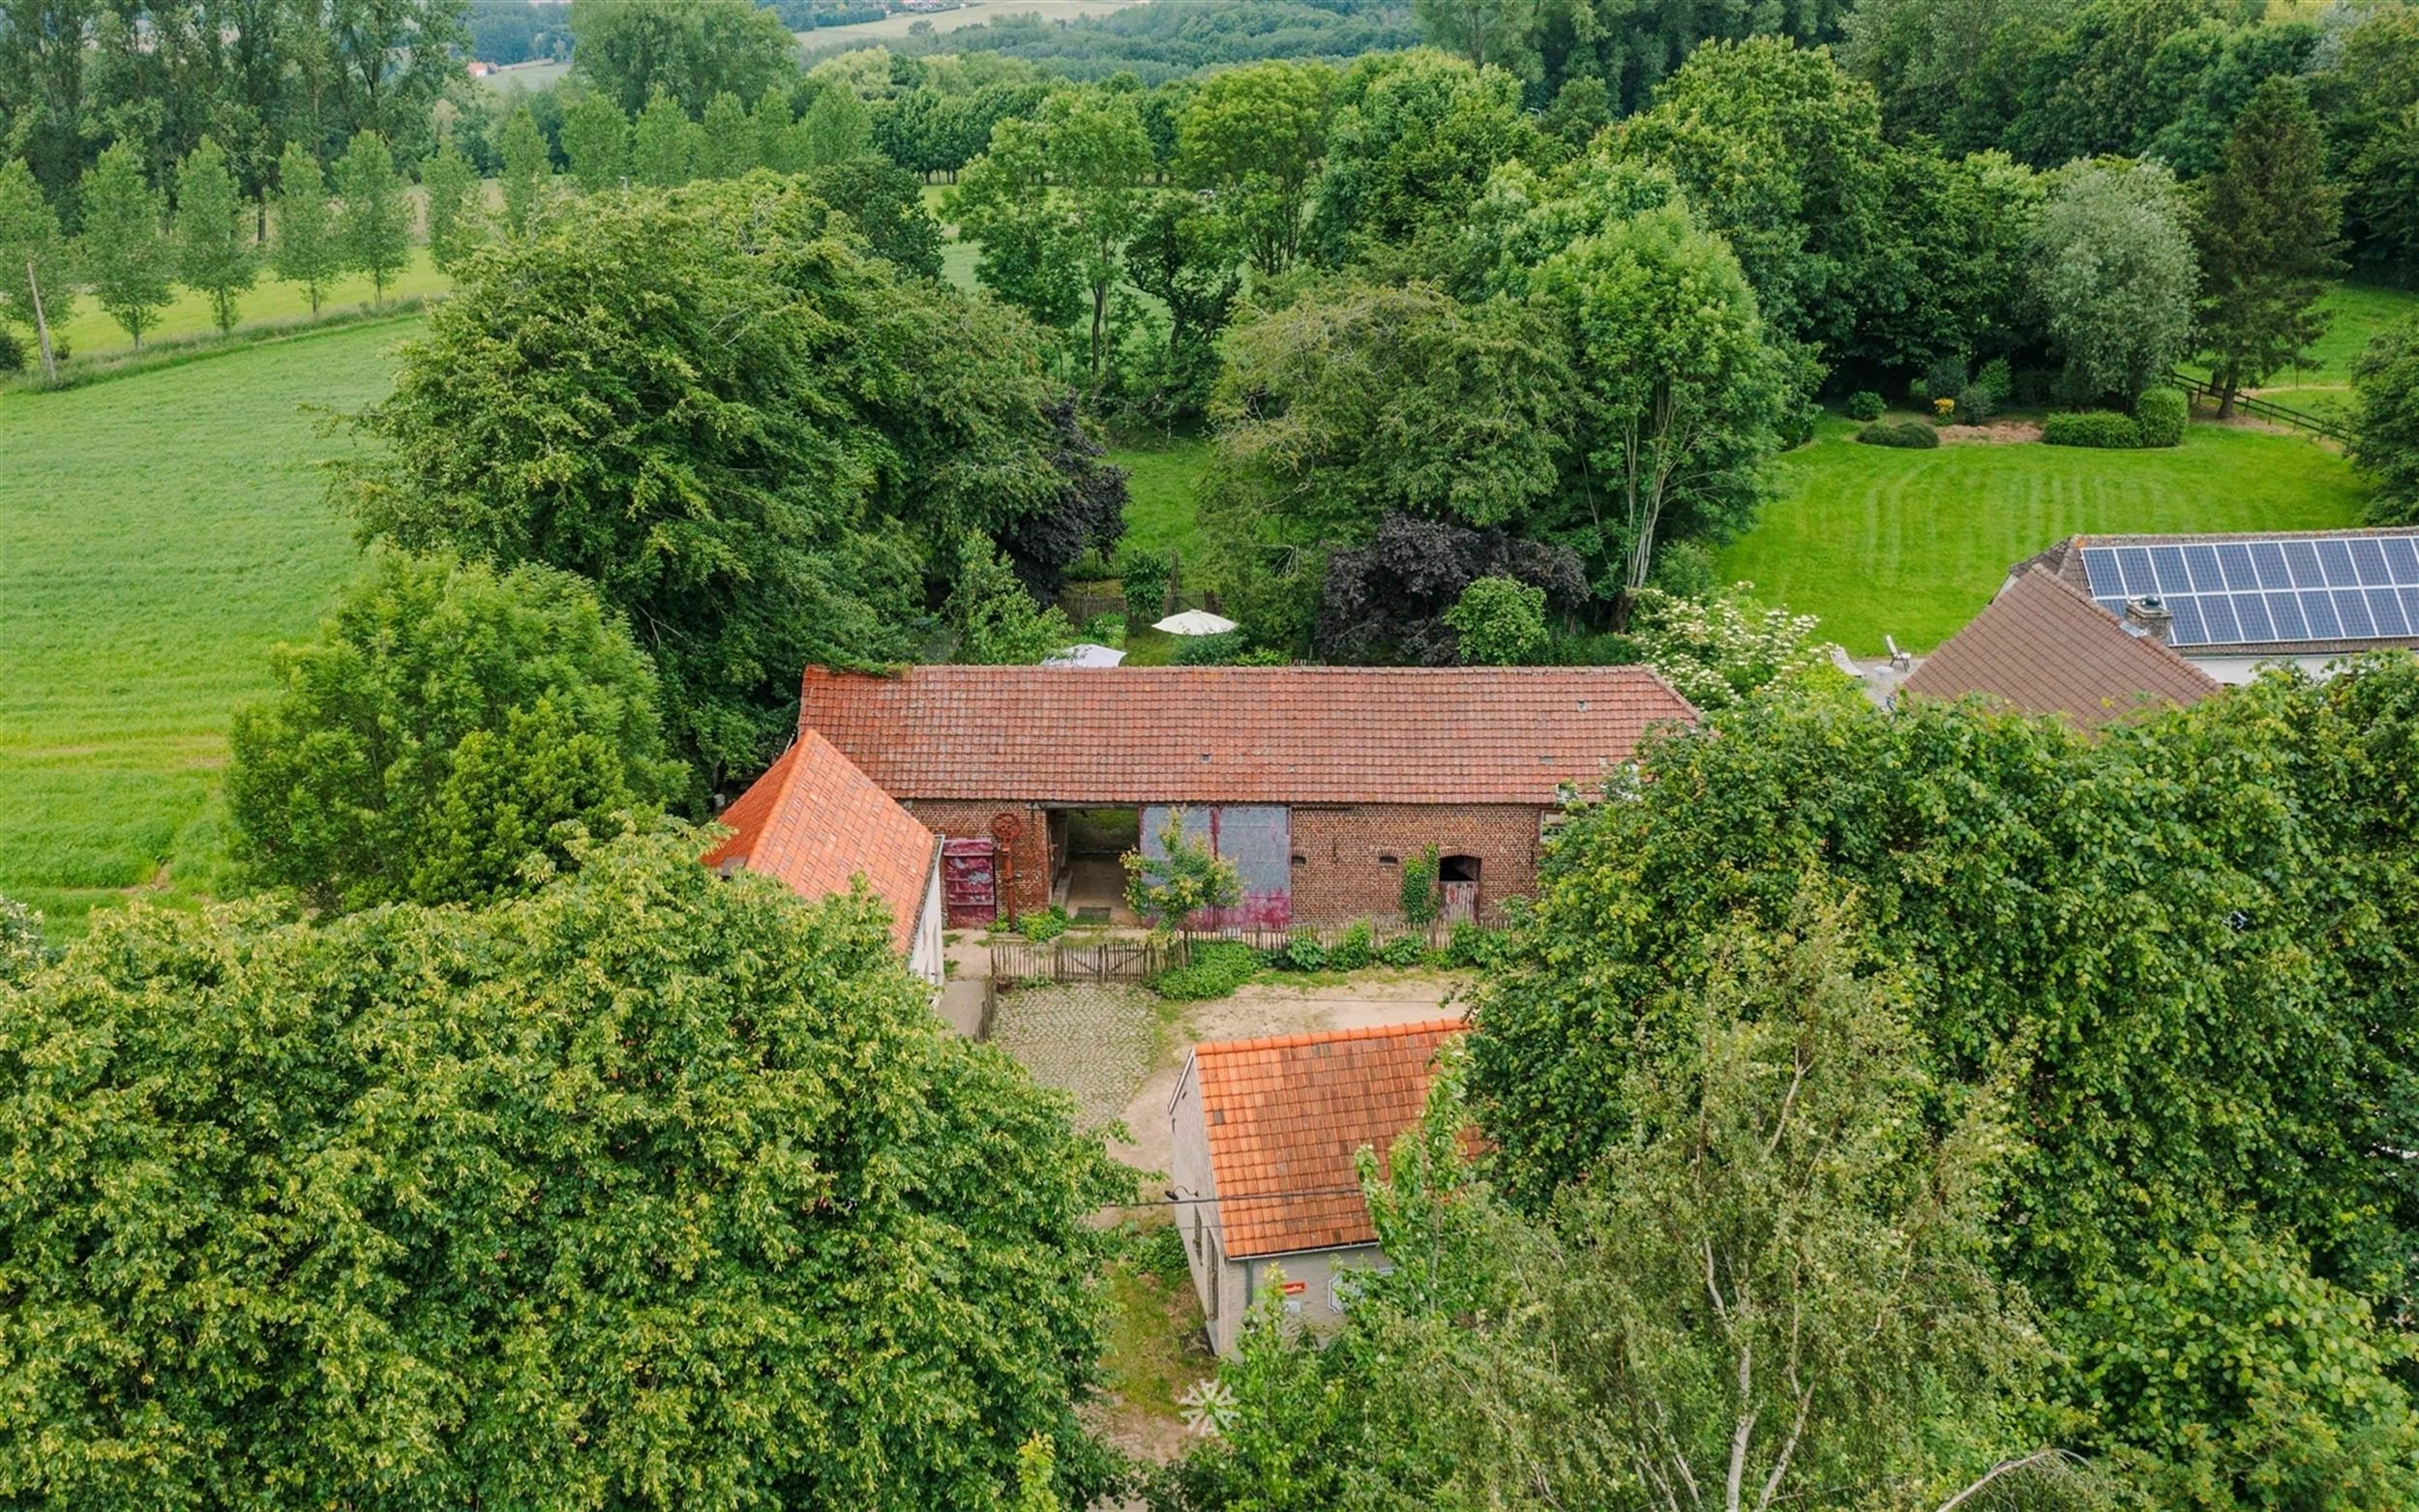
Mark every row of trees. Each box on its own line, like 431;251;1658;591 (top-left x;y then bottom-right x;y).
1156;651;2419;1511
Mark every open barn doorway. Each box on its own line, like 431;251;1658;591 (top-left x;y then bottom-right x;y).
1439;854;1480;924
1058;807;1141;924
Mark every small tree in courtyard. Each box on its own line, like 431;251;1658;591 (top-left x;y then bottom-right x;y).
1123;809;1241;938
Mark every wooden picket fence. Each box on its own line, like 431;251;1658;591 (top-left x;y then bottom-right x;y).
988;917;1489;986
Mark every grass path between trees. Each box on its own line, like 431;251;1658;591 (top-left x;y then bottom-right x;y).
0;316;413;933
1719;417;2371;655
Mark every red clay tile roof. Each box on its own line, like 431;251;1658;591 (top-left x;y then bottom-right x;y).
1901;566;2219;728
702;729;939;955
1191;1018;1468;1259
796;666;1695;805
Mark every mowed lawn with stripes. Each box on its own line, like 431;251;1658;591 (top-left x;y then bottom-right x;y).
0;317;413;932
1719;417;2373;656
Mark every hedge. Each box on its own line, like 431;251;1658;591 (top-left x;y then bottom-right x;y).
2044;410;2143;449
2135;387;2187;447
1857;420;1941;449
1845;390;1885;421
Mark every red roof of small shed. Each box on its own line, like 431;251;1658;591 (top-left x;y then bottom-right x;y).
795;665;1694;806
702;729;938;955
1191;1018;1470;1259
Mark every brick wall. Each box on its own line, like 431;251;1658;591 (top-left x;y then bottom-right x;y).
903;800;1054;921
1290;804;1540;925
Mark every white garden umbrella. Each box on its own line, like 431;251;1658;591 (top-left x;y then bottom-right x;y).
1043;642;1127;667
1152;608;1239;637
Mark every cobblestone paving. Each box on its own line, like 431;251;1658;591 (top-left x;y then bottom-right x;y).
989;983;1162;1133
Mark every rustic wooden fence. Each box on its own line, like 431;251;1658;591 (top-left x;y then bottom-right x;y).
988;917;1488;986
2168;371;2350;442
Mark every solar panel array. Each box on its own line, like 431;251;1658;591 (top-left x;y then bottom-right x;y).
2080;536;2419;648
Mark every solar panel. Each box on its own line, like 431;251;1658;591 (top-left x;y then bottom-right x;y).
2074;535;2419;648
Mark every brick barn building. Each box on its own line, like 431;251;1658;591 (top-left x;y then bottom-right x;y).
791;665;1694;929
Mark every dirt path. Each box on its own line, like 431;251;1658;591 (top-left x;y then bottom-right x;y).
1107;973;1472;1180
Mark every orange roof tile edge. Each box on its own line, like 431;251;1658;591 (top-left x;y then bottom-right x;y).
702;729;939;956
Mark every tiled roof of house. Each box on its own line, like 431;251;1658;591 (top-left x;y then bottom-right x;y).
1901;566;2219;727
2022;527;2419;658
702;729;939;955
1190;1018;1468;1260
796;666;1696;806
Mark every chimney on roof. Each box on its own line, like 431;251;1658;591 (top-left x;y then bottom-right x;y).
2124;596;2174;645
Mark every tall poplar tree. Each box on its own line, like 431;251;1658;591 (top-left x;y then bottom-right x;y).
78;141;171;349
2194;76;2344;418
336;131;408;308
420;140;481;273
560;91;631;193
273;141;341;314
799;83;873;167
497;105;552;237
0;159;73;378
173;137;255;335
632;89;700;188
698;91;756;179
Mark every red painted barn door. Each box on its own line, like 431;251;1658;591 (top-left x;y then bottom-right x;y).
941;838;997;927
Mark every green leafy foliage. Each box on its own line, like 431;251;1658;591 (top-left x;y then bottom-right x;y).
2193;77;2343;415
2352;316;2419;526
1017;904;1073;942
2135;386;2189;447
226;550;683;912
77;141;170;349
1399;845;1440;926
1846;389;1885;420
1177;60;1335;276
334;131;409;308
418;140;482;274
950;536;1077;665
170;137;254;335
1115;546;1174;622
1147;938;1261;1000
0;827;1129;1507
1122;810;1241;934
1328;919;1374;970
2030;160;2196;405
570;0;798;117
0;895;52;987
2044;410;2146;448
0;158;70;379
1465;663;2419;1499
1627;583;1830;710
271;141;342;313
561;89;632;192
1857;419;1940;447
339;178;1084;784
1308;48;1537;265
497;105;554;236
1441;575;1548;665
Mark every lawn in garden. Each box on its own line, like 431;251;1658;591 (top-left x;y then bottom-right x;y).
0;316;413;933
1719;417;2372;655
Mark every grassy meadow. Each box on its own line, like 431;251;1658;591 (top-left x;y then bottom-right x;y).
0;317;410;932
2183;281;2419;421
45;247;450;365
1719;417;2371;654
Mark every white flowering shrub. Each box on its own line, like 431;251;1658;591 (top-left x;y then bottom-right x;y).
1628;583;1830;709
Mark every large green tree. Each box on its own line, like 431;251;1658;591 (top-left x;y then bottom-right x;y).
76;139;169;349
569;0;798;118
1465;664;2419;1504
497;103;553;236
1533;204;1783;606
227;549;684;912
419;137;482;273
2192;77;2342;418
631;87;702;188
1308;48;1536;267
334;129;408;308
172;135;254;334
0;828;1129;1508
2029;157;2196;404
0;157;71;378
560;88;632;192
272;139;342;313
951;87;1153;386
798;80;874;168
2351;316;2419;527
339;179;1088;785
1174;59;1333;276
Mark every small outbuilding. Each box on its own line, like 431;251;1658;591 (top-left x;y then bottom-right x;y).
702;728;946;986
1169;1018;1468;1356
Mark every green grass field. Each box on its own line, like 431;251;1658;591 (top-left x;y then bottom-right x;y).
2184;281;2419;422
51;247;450;363
1719;418;2372;655
1109;435;1211;559
0;317;412;933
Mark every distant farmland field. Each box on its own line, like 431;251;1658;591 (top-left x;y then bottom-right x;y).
799;0;1144;43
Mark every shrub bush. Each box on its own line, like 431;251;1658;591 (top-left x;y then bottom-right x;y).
1016;906;1070;943
1378;933;1426;967
1924;353;1970;404
1445;922;1505;969
1275;929;1329;972
1329;920;1374;971
1172;629;1250;665
1955;385;1995;423
1081;611;1126;648
2135;386;2187;447
1857;421;1941;449
2044;410;2144;448
1845;389;1885;421
1399;845;1440;925
1150;939;1261;1000
1907;378;1929;405
0;325;24;373
1976;356;2013;404
1115;547;1173;622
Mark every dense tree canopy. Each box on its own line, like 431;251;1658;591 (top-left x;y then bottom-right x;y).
569;0;799;118
227;550;683;912
1467;659;2419;1503
2028;158;2196;403
0;828;1128;1508
340;178;1091;786
2193;76;2341;416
